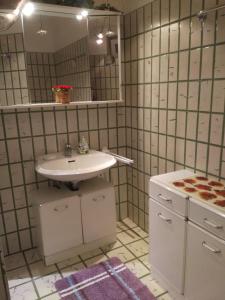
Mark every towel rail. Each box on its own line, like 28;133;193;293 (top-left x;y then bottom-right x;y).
102;147;134;166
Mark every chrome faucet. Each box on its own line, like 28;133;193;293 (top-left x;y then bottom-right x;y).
64;144;72;157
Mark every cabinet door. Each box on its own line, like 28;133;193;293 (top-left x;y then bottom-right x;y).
39;196;83;256
185;222;225;300
81;187;116;243
150;198;186;294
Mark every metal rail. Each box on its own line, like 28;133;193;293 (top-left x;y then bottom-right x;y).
197;4;225;21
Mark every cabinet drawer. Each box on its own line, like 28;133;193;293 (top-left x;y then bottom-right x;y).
150;198;186;294
189;199;225;240
150;180;188;216
185;222;225;300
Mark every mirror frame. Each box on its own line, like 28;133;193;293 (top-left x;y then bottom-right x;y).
0;2;123;110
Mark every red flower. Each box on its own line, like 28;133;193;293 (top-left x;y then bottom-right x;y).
52;85;73;92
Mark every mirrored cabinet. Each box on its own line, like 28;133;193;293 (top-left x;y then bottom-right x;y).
0;2;122;109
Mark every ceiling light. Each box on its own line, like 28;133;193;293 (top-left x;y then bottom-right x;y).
81;10;88;17
96;38;103;45
97;33;104;39
106;30;114;36
22;2;35;17
76;14;83;21
37;29;47;35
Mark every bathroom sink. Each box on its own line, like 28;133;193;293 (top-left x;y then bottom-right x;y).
36;150;117;183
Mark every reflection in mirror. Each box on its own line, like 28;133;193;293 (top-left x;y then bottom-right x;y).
88;16;119;101
23;12;91;103
0;16;29;106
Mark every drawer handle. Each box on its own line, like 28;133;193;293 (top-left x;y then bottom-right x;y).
203;218;223;229
157;194;172;202
202;241;221;254
54;205;68;212
93;195;106;202
157;213;172;223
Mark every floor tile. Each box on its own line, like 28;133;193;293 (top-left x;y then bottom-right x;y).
141;275;167;297
41;292;61;300
101;240;122;253
80;248;103;260
116;221;130;232
29;261;58;279
24;249;42;264
34;273;62;298
85;254;108;267
117;230;141;244
7;265;31;288
10;281;38;300
5;253;26;271
56;255;81;269
125;259;149;278
60;262;85;277
122;218;137;228
126;239;149;257
132;226;149;238
158;293;173;300
107;246;135;262
139;254;151;269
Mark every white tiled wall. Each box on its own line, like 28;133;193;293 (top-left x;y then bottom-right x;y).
123;0;225;230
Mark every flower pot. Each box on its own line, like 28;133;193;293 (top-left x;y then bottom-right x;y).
54;91;70;104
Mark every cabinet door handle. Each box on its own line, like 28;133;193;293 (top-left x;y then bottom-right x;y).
202;241;221;254
157;194;172;202
157;213;172;223
54;205;68;212
203;218;223;229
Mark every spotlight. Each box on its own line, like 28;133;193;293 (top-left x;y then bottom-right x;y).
81;10;88;17
97;33;104;39
96;38;103;45
22;2;35;17
76;14;83;21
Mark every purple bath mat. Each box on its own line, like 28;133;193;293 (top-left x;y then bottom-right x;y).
55;257;156;300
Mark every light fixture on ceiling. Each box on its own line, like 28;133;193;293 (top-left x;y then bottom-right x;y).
81;10;88;17
37;16;47;36
22;2;35;16
97;32;104;39
106;17;114;37
96;38;103;45
76;10;88;21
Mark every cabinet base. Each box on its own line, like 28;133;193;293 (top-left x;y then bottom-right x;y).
42;233;117;266
151;267;185;300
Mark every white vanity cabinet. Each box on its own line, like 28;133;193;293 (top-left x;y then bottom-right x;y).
185;222;225;300
81;186;116;243
31;178;116;265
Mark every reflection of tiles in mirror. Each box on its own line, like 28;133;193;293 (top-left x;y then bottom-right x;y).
90;54;119;101
7;219;171;300
26;37;92;104
0;33;30;106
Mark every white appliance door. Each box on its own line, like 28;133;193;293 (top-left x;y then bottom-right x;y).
185;222;225;300
81;187;116;243
39;196;83;256
150;198;186;294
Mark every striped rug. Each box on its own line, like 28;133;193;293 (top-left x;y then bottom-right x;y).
55;257;156;300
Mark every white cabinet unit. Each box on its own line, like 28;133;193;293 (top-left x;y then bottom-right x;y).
38;195;83;256
150;199;186;294
31;178;116;265
81;186;116;243
185;222;225;300
149;170;225;300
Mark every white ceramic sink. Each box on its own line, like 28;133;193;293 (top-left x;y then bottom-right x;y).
35;150;117;183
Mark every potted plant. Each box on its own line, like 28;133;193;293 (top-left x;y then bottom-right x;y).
52;85;73;104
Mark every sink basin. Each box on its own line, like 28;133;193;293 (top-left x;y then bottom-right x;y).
35;150;117;183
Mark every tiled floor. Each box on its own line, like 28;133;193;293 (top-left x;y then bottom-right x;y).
5;218;172;300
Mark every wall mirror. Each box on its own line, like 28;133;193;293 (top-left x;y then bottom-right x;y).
0;2;122;108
